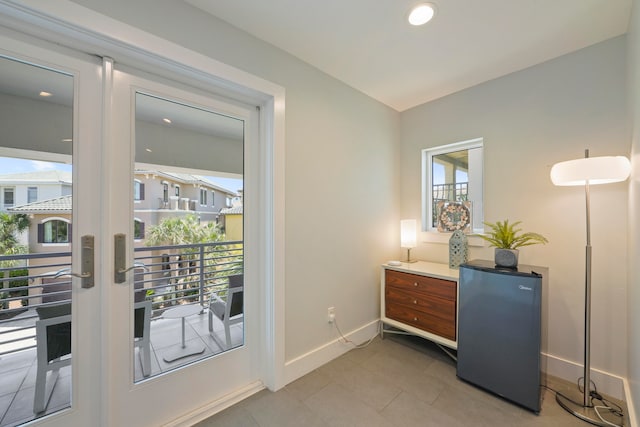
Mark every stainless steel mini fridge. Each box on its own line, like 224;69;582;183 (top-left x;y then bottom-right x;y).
457;260;544;413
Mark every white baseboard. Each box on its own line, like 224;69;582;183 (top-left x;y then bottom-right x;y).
163;380;265;427
284;320;380;385
623;378;638;427
542;352;625;401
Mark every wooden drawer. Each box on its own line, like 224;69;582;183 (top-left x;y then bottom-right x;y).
385;287;454;321
385;270;456;301
385;298;456;340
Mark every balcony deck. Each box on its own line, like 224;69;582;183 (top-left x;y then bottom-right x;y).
0;241;243;426
0;305;242;426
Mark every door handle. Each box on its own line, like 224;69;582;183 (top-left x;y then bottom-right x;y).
114;233;137;283
69;235;94;288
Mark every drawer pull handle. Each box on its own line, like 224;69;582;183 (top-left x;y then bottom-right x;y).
413;300;417;304
413;282;418;287
413;317;418;321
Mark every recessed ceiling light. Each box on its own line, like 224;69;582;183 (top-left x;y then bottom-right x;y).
408;3;436;26
39;91;53;97
162;118;172;124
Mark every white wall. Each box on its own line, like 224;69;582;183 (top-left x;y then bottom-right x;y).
69;0;400;364
627;0;640;420
401;37;630;393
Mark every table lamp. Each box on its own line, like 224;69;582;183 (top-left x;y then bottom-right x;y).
400;219;418;263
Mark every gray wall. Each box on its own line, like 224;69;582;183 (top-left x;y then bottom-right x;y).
401;36;630;386
627;0;640;419
70;0;400;362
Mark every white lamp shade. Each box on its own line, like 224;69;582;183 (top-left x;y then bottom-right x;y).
400;219;417;248
550;156;631;186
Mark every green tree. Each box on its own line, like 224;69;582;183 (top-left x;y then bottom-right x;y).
1;213;30;308
0;213;30;257
144;214;223;246
144;214;227;306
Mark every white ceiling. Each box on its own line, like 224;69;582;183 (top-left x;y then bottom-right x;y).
186;0;632;111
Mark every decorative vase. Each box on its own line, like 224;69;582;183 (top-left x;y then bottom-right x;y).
449;230;468;269
495;248;519;268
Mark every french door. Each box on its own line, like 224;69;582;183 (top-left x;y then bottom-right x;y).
0;31;103;426
0;24;261;427
105;62;260;426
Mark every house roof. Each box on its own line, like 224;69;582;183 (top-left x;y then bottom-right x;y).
219;205;243;215
0;170;72;184
8;195;72;213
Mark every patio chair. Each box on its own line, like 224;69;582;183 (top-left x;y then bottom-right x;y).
134;266;148;303
41;274;72;304
134;300;152;377
34;303;71;414
208;274;243;350
33;300;152;414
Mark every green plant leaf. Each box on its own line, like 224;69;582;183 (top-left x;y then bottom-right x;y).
473;219;548;249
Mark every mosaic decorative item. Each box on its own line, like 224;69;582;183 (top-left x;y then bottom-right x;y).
449;229;468;269
437;201;472;233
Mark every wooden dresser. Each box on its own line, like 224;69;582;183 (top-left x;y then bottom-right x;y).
381;261;459;349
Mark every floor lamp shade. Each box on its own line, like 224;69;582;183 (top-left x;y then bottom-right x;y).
549;150;630;426
550;155;631;186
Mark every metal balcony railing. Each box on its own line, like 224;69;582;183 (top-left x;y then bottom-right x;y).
0;241;243;357
432;182;468;226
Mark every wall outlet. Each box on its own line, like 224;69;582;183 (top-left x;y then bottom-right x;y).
327;307;335;323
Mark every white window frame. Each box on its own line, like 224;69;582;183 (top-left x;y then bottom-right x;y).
133;179;143;202
3;187;15;208
162;181;169;203
133;217;144;240
422;138;484;243
41;217;71;245
27;186;38;203
199;188;207;206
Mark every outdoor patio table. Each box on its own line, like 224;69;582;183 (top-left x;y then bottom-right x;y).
162;304;205;362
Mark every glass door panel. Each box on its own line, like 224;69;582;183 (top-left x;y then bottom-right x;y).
0;41;102;426
108;66;255;426
132;92;245;381
0;54;74;425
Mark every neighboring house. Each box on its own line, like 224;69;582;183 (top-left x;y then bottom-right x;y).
219;190;244;241
7;195;72;253
133;170;237;242
0;170;72;212
7;170;239;251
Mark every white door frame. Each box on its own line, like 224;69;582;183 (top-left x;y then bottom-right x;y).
0;0;286;423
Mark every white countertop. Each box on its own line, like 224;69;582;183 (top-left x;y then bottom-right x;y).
382;260;459;281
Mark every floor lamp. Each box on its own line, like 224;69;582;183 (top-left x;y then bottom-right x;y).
550;149;631;426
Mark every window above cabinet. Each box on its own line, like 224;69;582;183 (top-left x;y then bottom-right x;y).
422;138;484;237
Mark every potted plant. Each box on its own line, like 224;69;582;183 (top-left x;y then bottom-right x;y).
475;220;548;268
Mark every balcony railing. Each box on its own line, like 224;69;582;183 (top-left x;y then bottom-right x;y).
0;241;243;357
432;182;468;226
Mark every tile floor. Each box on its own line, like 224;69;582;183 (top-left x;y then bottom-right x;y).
0;308;242;427
194;334;629;427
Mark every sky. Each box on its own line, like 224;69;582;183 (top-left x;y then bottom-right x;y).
0;157;242;192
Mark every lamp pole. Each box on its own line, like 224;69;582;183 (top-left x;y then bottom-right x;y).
583;148;592;408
